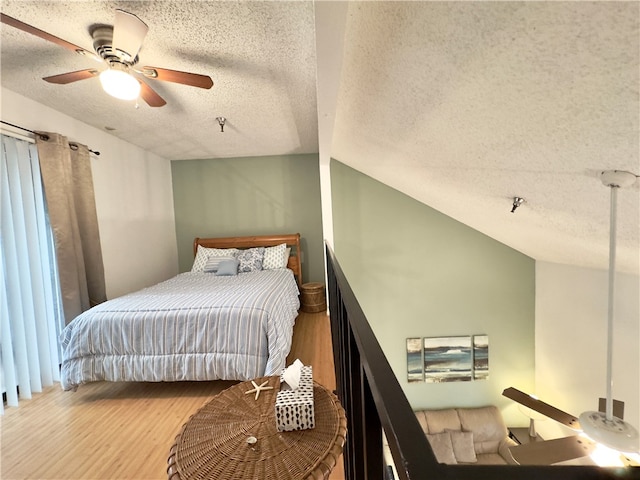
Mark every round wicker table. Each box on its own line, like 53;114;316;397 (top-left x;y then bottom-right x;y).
167;376;347;480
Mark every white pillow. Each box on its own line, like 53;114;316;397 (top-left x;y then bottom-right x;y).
426;432;457;465
263;243;288;270
448;430;477;463
191;245;239;272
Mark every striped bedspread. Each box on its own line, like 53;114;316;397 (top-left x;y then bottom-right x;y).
60;269;300;390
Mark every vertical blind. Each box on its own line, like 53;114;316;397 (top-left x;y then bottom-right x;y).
1;134;64;412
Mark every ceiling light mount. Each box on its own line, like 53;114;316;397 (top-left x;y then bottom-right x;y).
600;170;637;189
511;196;525;213
216;117;226;133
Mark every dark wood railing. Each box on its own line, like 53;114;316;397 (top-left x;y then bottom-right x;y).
325;244;636;480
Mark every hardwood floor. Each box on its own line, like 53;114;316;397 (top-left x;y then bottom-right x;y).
1;310;344;480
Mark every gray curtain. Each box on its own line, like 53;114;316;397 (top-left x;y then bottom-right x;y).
35;132;106;324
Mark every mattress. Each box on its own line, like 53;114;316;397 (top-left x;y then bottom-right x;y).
60;268;300;390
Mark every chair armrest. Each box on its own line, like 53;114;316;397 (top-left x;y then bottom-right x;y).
498;437;519;465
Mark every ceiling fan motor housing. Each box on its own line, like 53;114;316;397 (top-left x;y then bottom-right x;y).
91;26;138;66
579;411;639;453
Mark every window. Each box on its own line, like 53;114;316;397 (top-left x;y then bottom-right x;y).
1;133;64;411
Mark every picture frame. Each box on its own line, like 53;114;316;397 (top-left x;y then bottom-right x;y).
406;337;423;382
406;334;489;383
473;335;489;380
423;336;472;383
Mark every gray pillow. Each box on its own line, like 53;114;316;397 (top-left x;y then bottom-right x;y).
204;255;236;273
215;259;239;276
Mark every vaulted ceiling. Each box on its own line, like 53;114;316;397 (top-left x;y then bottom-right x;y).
1;1;638;274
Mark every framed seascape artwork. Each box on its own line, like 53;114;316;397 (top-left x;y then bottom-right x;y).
406;334;489;383
406;338;423;382
473;335;489;380
423;336;472;383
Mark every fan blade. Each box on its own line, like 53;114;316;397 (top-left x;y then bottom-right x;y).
141;67;213;89
509;435;596;465
43;69;99;85
503;387;581;430
1;13;93;56
112;9;148;62
139;80;166;107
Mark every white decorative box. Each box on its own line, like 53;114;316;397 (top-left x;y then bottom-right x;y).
275;365;315;432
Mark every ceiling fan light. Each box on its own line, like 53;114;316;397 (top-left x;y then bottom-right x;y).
99;68;140;101
589;442;627;467
579;411;639;453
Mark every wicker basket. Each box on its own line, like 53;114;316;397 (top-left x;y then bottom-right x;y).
300;283;326;313
167;376;346;480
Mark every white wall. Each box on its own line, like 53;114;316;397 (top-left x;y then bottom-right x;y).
535;261;639;441
1;87;178;299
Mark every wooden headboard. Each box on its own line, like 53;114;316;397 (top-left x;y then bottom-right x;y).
193;233;303;287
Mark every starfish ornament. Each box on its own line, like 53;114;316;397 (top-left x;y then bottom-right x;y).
244;380;273;400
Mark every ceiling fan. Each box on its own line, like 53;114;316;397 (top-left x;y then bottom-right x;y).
0;9;213;107
503;170;639;467
503;386;638;466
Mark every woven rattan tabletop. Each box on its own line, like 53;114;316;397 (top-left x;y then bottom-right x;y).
167;376;347;480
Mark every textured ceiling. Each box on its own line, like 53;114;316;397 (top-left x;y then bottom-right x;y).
1;1;639;274
0;1;319;159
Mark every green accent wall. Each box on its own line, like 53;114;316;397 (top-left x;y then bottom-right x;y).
171;154;324;283
331;159;535;422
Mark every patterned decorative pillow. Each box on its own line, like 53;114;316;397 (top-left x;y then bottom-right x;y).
191;245;239;272
236;247;265;273
263;243;288;270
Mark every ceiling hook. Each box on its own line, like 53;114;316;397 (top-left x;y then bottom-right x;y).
511;197;525;213
216;116;226;133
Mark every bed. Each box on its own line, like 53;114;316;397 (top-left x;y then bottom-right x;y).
60;233;302;391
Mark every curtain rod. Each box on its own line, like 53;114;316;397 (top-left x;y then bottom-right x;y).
0;120;100;156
